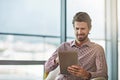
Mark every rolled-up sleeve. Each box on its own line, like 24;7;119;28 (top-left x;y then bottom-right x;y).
90;46;108;79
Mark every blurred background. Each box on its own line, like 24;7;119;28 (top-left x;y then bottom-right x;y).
0;0;119;80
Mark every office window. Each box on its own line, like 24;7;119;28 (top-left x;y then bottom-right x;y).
0;0;60;80
0;0;60;36
0;0;60;60
0;35;59;60
0;65;44;80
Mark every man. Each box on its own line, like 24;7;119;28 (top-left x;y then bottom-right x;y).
45;12;108;80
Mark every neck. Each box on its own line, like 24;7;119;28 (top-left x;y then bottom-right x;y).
76;38;88;46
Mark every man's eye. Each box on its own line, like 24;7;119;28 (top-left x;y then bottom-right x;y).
81;28;85;30
76;28;79;30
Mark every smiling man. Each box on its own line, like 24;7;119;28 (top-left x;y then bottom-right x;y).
45;12;108;80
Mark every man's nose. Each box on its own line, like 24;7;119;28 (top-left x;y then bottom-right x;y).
78;29;82;34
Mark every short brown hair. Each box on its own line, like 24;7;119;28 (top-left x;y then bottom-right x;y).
72;12;92;29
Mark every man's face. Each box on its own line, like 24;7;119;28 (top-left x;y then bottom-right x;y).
74;21;90;43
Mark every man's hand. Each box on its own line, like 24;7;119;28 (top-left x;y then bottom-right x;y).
67;65;91;79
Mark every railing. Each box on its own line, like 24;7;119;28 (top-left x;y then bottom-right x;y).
0;32;60;38
0;60;46;65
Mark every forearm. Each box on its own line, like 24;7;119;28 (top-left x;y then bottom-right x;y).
45;55;58;72
90;71;108;79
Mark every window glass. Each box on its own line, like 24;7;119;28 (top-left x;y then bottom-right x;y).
0;0;60;36
0;0;60;60
0;35;59;60
0;65;44;80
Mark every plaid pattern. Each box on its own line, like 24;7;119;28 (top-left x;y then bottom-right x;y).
45;39;108;80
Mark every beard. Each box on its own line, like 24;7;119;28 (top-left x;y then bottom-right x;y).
76;34;88;42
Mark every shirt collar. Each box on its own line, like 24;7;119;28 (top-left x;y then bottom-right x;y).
70;39;91;47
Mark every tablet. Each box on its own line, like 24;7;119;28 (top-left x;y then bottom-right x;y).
58;51;78;75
